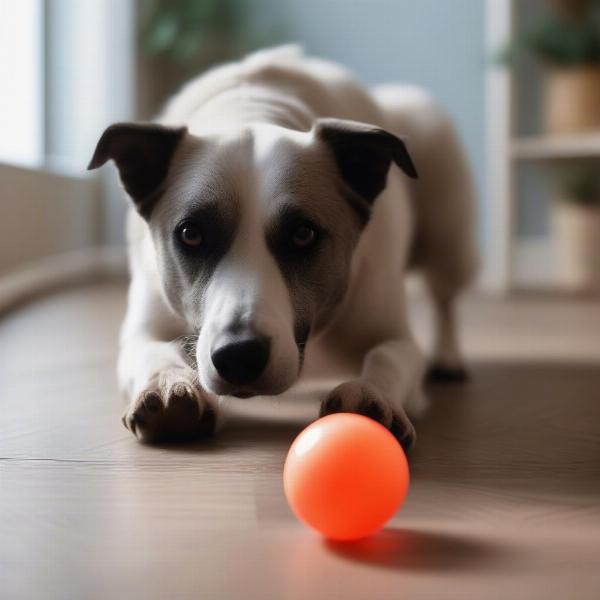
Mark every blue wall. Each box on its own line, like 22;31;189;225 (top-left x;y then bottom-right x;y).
253;0;487;240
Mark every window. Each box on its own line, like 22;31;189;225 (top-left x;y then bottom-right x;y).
0;0;44;167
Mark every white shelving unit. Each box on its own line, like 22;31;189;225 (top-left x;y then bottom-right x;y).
512;133;600;160
485;0;600;292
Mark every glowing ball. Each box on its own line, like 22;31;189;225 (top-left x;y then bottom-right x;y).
283;413;410;541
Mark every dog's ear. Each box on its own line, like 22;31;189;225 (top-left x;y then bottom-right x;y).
315;118;417;204
88;122;187;218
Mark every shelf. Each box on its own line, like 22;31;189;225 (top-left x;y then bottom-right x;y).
511;134;600;160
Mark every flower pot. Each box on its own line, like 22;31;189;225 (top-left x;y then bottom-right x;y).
552;200;600;291
544;65;600;134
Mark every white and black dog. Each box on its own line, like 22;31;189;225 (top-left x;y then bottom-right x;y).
89;46;477;449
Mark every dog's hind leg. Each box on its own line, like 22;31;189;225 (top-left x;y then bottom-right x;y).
372;84;478;381
425;280;468;381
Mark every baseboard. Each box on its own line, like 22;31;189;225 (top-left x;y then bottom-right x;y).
0;246;127;318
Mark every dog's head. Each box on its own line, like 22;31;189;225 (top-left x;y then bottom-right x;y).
89;120;416;397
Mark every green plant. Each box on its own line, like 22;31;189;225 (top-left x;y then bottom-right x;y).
498;3;600;66
555;164;600;206
139;0;285;65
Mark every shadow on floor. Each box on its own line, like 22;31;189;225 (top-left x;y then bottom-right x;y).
325;526;515;572
148;419;306;454
413;360;600;497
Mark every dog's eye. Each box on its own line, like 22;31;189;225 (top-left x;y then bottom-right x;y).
179;224;202;248
291;224;316;249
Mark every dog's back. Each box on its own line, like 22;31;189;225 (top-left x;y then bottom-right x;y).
159;46;385;133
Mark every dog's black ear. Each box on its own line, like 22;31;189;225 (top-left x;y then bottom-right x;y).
88;122;187;218
315;118;417;204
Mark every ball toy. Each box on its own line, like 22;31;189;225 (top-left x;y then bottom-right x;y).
283;413;410;541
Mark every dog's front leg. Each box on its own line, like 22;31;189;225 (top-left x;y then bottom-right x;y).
320;338;426;451
118;280;219;443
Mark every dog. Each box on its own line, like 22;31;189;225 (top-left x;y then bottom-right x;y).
88;46;477;449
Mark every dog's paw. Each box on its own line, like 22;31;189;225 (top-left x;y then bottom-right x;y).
320;380;416;452
122;368;217;443
389;412;417;453
320;380;393;426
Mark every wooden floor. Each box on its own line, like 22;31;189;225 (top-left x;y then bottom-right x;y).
1;281;600;599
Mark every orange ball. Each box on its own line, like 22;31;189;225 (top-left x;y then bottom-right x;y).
283;413;409;541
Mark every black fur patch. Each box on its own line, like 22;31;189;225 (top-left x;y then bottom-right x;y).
316;118;418;207
88;122;187;219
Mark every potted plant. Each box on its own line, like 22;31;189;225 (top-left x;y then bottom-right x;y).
499;0;600;134
138;0;285;117
552;164;600;291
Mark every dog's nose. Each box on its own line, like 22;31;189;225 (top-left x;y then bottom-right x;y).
211;335;270;386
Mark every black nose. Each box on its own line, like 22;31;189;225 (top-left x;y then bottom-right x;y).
211;335;270;386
